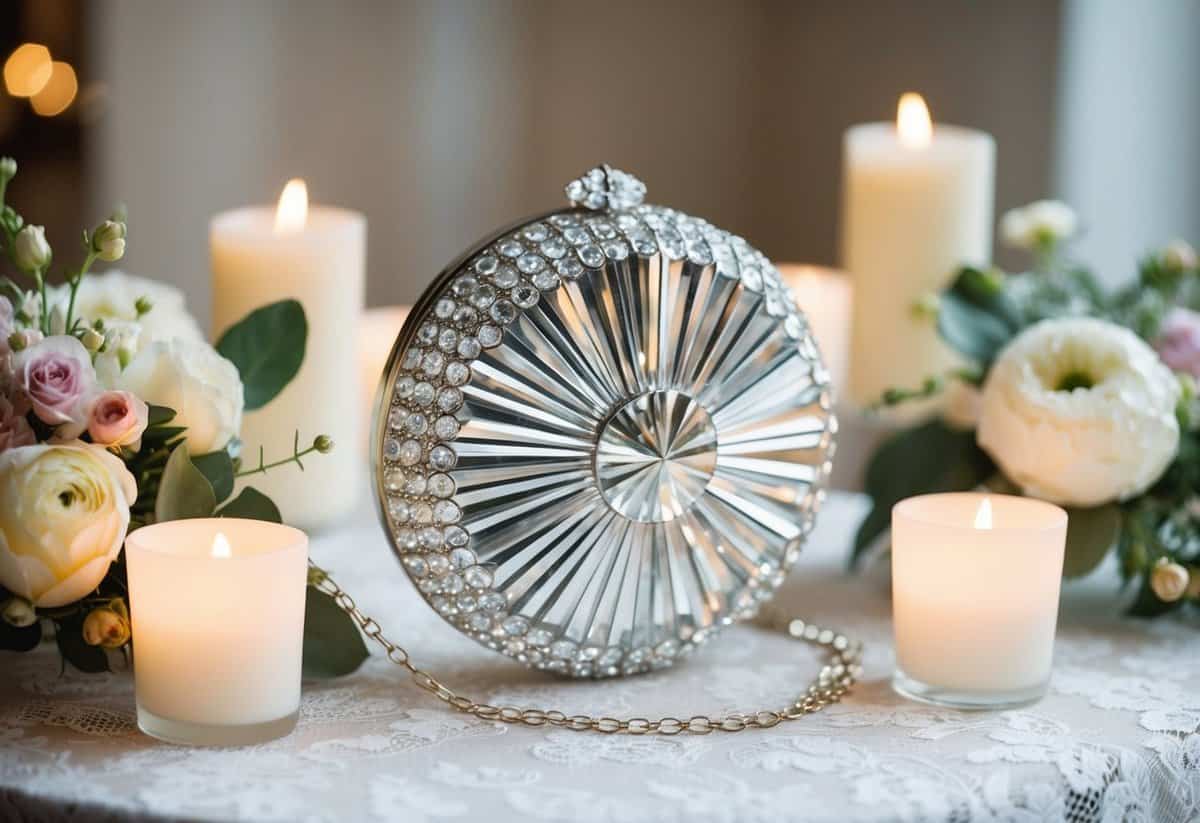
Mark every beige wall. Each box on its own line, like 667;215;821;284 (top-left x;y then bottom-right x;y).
86;0;1063;330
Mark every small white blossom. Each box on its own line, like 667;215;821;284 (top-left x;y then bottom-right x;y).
1000;200;1078;251
1162;239;1197;273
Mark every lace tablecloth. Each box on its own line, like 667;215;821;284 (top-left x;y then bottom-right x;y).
2;492;1199;823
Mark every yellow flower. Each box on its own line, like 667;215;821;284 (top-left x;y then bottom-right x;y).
0;442;136;607
82;600;130;648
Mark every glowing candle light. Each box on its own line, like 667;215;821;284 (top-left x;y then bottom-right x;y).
273;179;308;234
896;92;933;149
126;519;308;745
891;493;1067;709
210;531;233;558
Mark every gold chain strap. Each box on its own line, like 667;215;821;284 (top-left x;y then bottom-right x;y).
313;568;863;735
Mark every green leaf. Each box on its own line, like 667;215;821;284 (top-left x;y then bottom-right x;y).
1062;504;1121;578
155;445;217;522
0;617;41;651
303;587;368;679
936;267;1023;365
55;616;109;673
852;419;995;568
192;450;235;503
140;425;187;447
217;487;282;523
216;299;307;411
146;404;177;427
937;292;1015;364
1127;575;1184;618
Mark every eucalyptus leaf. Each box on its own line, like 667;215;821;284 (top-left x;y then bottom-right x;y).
55;616;109;673
937;293;1015;365
1062;504;1121;578
216;299;307;411
155;445;217;522
303;587;369;679
1127;576;1184;618
217;487;282;523
852;419;995;568
140;426;187;447
147;404;177;427
192;451;235;504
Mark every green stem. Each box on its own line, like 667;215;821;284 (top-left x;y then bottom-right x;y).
65;250;97;332
36;267;48;335
235;431;319;478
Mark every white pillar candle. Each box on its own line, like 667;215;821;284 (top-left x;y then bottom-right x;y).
841;93;995;408
891;493;1067;709
777;264;853;393
211;181;366;532
126;518;308;745
359;306;410;450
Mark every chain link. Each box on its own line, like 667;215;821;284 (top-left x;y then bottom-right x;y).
313;567;863;735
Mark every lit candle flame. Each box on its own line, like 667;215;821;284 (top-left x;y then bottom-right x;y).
274;178;308;234
896;92;932;150
211;532;233;559
974;497;993;530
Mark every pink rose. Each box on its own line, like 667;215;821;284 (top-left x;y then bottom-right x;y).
1156;308;1200;378
0;394;34;452
87;390;148;450
13;335;96;436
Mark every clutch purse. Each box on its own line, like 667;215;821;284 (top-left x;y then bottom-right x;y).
371;165;836;679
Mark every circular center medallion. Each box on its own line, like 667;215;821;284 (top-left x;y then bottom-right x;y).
595;390;718;523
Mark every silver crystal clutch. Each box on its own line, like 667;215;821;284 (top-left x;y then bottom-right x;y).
372;165;836;678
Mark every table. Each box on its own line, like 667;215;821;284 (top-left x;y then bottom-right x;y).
3;493;1199;822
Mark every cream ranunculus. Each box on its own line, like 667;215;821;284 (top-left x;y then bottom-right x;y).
0;442;136;607
116;338;243;454
977;317;1180;506
58;271;204;347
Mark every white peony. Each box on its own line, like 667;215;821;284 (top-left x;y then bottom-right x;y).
0;442;136;607
1000;200;1078;250
116;338;243;455
977;317;1180;506
58;271;204;348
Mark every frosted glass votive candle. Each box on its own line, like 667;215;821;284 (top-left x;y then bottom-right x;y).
126;518;308;745
891;493;1067;709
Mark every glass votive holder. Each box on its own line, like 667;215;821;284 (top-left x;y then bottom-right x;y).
891;493;1067;709
126;518;308;745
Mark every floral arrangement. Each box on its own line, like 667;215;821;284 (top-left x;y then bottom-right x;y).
855;199;1200;617
0;158;366;675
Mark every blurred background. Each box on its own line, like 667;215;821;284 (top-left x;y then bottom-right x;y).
2;0;1198;328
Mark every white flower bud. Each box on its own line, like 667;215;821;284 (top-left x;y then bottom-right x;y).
91;219;126;263
81;328;105;352
13;224;51;272
1150;559;1189;603
1162;240;1197;273
1000;200;1078;251
20;291;40;321
9;329;42;352
48;304;66;335
0;157;16;182
1;596;36;628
